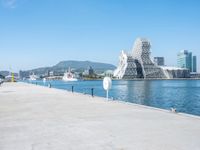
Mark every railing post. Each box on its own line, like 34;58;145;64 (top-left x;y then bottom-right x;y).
72;86;74;93
48;83;51;88
91;88;94;97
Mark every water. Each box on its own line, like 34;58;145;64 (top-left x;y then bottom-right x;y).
28;79;200;116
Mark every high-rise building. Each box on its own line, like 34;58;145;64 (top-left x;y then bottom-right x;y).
177;50;192;72
154;57;164;66
193;56;197;72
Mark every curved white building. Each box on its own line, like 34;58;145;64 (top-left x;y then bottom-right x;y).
114;38;190;79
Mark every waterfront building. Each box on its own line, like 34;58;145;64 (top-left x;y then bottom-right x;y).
19;70;29;79
160;66;190;78
154;57;164;66
83;66;95;76
114;38;190;79
192;56;197;72
177;50;192;72
190;72;200;78
49;71;54;77
46;70;50;77
104;70;114;77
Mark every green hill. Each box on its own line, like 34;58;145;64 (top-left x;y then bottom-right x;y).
20;60;116;77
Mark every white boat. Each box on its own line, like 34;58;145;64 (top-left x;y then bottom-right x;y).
29;73;39;81
63;67;78;82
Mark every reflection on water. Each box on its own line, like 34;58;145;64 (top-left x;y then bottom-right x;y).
113;80;152;105
27;79;200;116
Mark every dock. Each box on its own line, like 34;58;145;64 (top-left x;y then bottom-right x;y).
0;82;200;150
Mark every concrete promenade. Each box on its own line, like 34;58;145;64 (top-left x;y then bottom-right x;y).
0;82;200;150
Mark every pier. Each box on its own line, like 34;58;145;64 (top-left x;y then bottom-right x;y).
0;82;200;150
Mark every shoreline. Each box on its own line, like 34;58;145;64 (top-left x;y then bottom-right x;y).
20;77;200;82
14;81;200;119
25;80;200;117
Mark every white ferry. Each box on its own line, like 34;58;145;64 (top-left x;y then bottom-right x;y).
62;67;78;82
29;73;39;81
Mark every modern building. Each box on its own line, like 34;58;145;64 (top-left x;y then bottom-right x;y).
83;66;95;76
104;70;114;77
114;38;190;79
190;72;200;78
46;70;50;77
154;57;164;66
177;50;193;72
192;56;197;72
49;71;54;76
19;70;29;79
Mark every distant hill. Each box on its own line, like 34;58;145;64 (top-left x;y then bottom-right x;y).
20;60;116;77
0;71;10;77
0;71;19;78
53;60;116;71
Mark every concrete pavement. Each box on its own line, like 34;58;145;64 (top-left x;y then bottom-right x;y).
0;82;200;150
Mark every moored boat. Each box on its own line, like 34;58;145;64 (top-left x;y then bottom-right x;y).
62;67;78;81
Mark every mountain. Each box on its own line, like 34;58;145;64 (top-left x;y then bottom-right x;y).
20;60;116;77
0;71;19;78
0;71;10;77
53;60;116;71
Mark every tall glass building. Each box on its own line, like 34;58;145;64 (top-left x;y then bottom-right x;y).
177;50;197;72
193;56;197;72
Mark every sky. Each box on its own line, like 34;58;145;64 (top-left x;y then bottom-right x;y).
0;0;200;72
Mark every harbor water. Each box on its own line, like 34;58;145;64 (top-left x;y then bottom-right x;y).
28;79;200;116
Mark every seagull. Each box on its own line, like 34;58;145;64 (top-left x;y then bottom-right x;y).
171;108;177;113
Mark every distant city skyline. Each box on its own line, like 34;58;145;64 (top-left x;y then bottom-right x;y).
0;0;200;72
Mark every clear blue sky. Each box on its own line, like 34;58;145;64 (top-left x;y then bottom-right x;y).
0;0;200;72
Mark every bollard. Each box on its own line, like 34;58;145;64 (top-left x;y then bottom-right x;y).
91;88;94;97
71;86;74;93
